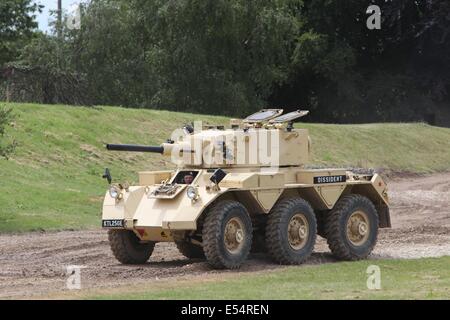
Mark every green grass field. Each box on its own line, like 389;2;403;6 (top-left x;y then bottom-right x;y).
62;257;449;300
1;102;450;232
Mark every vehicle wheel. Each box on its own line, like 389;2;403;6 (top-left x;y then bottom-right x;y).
325;194;379;260
250;215;267;253
202;200;253;269
175;241;205;259
250;231;266;253
316;210;328;239
266;198;317;264
108;229;155;264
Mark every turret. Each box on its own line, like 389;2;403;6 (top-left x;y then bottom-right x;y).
106;109;311;169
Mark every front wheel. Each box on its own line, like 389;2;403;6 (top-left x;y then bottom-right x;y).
108;230;155;264
202;200;253;269
325;194;379;260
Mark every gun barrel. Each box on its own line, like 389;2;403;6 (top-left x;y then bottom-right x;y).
106;144;164;154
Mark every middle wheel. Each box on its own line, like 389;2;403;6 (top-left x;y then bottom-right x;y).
202;200;253;269
266;198;317;264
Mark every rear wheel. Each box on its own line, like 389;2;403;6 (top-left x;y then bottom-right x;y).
250;231;267;253
175;241;204;259
202;200;253;269
266;198;317;264
108;230;155;264
325;194;379;260
250;215;267;253
316;210;328;238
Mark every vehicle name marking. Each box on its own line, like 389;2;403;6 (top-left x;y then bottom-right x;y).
314;175;346;184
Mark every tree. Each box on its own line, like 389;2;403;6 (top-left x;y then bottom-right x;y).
383;0;450;102
137;0;304;116
74;0;155;107
271;0;450;123
0;0;42;66
6;0;450;123
44;0;305;115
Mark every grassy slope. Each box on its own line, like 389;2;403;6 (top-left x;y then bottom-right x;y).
64;257;449;300
1;102;450;232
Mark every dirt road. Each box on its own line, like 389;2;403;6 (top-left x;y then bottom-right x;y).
1;173;449;299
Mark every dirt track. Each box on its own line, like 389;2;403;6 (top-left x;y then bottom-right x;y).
1;173;449;299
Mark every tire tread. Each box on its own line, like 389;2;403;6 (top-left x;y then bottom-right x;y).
325;194;378;261
266;198;317;264
108;229;155;264
202;200;252;269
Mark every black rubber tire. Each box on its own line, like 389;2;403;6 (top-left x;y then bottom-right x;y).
250;215;267;253
250;231;267;253
108;229;155;264
325;194;379;261
316;210;328;239
175;241;205;259
202;200;253;269
266;198;317;264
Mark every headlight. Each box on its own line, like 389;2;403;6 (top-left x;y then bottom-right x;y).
109;186;120;199
186;186;199;200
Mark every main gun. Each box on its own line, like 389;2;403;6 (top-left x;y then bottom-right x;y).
106;144;164;154
106;143;196;156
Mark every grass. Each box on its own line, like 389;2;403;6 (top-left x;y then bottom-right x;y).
62;257;450;300
1;102;450;232
0;103;228;232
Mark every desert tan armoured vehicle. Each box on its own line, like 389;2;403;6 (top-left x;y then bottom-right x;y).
102;109;390;269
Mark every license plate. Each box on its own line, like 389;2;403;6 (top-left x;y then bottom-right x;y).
102;219;124;228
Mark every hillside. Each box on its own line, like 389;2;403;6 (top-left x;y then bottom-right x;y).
1;103;450;232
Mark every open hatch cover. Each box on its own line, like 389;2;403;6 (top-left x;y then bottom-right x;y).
270;110;309;123
244;109;283;123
